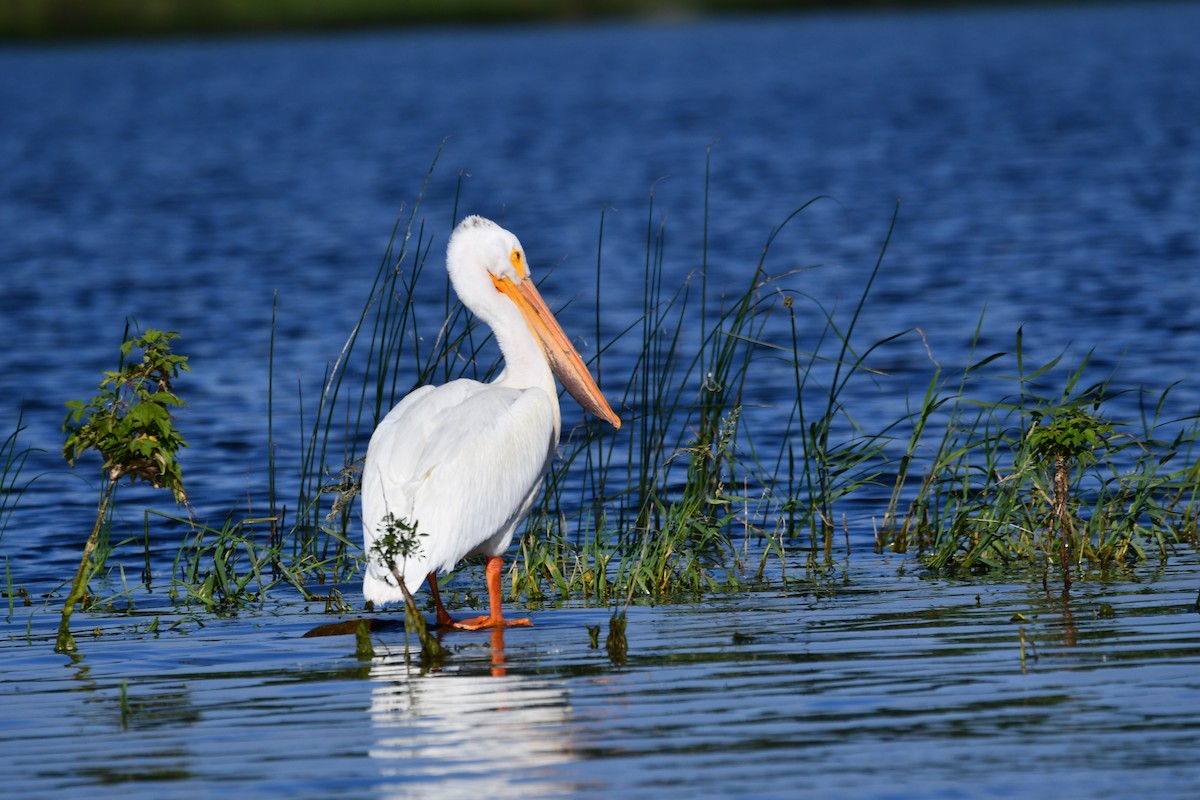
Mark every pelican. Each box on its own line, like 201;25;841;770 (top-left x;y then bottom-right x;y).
361;215;621;629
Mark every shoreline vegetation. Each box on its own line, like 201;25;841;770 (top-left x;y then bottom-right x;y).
17;150;1198;643
4;0;1067;40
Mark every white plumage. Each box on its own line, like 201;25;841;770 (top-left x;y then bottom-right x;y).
361;215;620;629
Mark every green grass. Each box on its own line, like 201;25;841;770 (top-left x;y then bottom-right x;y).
878;336;1200;577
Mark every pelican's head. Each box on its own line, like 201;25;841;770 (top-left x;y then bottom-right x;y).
447;215;529;287
447;216;621;429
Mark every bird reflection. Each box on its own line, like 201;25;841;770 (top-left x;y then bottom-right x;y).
368;628;577;798
487;628;507;677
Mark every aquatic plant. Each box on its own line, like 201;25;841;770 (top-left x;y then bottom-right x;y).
57;325;190;652
880;335;1200;577
1025;399;1113;587
169;513;274;610
369;513;447;668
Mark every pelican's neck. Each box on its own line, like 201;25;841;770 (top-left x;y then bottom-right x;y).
481;298;562;433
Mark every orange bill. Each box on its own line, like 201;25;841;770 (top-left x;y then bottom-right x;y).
492;273;621;429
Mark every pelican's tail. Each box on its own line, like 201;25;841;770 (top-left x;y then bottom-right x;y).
363;553;428;606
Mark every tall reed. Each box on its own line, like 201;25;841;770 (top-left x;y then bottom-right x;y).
514;168;908;600
1;412;37;548
1;413;37;618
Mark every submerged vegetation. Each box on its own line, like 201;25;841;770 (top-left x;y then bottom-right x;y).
3;156;1198;650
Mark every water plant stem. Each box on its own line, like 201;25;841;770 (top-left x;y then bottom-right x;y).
386;564;446;669
55;479;116;653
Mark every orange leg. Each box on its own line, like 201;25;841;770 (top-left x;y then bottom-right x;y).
453;556;532;630
427;572;455;628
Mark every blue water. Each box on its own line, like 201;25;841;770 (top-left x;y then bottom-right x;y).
4;3;1200;536
2;3;1200;797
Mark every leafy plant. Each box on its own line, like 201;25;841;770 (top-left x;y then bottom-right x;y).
371;512;426;565
370;513;446;668
1026;403;1113;586
57;325;190;652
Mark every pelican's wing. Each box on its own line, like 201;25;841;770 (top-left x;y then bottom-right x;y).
361;379;556;604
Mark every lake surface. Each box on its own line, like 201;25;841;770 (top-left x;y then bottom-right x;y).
3;2;1200;797
3;559;1200;799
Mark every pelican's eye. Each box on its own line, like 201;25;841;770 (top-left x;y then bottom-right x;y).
509;248;527;278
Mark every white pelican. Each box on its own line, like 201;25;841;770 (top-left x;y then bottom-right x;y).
361;215;621;629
